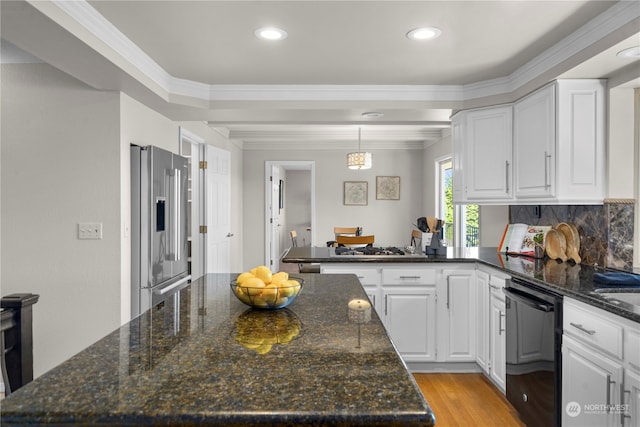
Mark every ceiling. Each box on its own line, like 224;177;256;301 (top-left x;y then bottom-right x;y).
2;0;639;147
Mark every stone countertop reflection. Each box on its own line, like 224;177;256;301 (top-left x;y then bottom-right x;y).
1;274;435;427
283;246;640;323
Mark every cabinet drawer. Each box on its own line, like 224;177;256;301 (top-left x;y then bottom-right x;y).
626;326;640;370
349;269;379;286
564;300;623;359
382;268;436;285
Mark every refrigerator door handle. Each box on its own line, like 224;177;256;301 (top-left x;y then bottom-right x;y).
174;168;181;261
168;168;181;261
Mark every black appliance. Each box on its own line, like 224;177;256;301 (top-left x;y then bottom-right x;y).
504;277;563;427
334;246;405;256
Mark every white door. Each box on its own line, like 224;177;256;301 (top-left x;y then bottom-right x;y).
205;145;231;273
268;165;281;270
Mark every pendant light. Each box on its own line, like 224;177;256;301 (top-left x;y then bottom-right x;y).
347;128;372;170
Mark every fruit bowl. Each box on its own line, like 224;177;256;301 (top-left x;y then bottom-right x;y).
231;276;304;309
234;308;302;354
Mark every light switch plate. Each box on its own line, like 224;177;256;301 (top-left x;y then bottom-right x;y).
78;222;103;240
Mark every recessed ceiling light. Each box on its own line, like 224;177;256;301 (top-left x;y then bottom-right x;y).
254;27;288;41
362;112;384;118
616;46;640;58
406;27;442;41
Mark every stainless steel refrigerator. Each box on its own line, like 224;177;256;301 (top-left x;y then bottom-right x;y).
131;145;190;318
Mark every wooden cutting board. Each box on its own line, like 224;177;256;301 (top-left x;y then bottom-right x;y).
557;222;581;264
545;229;568;261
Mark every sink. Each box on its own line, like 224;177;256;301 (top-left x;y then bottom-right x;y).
595;292;640;312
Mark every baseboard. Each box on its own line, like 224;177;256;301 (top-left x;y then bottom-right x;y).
407;362;482;373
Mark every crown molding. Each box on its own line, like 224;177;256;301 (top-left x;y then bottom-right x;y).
48;0;639;104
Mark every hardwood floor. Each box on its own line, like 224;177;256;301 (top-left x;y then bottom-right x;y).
413;373;526;427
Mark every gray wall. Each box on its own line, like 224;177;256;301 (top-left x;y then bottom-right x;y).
284;170;312;247
1;63;123;376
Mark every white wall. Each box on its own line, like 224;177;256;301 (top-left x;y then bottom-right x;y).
243;148;424;269
1;63;122;376
608;87;636;198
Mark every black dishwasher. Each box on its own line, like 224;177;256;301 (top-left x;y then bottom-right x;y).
504;277;563;427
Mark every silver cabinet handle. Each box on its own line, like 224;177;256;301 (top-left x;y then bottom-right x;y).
505;160;510;193
371;295;376;307
446;276;451;309
399;276;421;279
544;151;552;190
384;294;388;316
499;311;505;335
621;383;631;425
570;322;596;335
606;375;615;413
489;284;501;290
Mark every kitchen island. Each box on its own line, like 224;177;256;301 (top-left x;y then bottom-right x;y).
0;274;435;426
283;246;640;323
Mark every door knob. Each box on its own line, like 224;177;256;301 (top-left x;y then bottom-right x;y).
226;233;234;237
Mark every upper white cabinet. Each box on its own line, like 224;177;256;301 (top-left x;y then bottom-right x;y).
452;106;513;203
453;79;606;205
514;80;606;203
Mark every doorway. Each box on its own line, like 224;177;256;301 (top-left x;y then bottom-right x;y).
264;161;315;270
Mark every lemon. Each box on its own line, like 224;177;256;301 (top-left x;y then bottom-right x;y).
243;277;266;295
236;272;254;284
279;280;299;297
275;296;288;306
261;284;279;304
271;271;289;285
255;265;273;283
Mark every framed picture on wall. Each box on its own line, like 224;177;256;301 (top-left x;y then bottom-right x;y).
344;181;368;205
376;176;400;200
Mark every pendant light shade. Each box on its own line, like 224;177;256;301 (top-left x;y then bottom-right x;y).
347;128;372;170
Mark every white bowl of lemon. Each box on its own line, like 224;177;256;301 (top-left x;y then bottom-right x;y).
231;266;303;309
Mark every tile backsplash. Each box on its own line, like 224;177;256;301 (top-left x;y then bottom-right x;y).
510;200;635;271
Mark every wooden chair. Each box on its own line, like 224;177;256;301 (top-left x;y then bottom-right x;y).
336;235;375;247
334;227;358;239
289;230;320;273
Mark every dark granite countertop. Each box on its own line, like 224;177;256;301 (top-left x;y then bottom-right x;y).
1;274;435;426
283;246;640;323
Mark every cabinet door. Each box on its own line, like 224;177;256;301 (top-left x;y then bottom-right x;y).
623;369;640;427
383;286;436;362
464;107;513;201
514;84;556;199
563;335;623;427
475;270;490;373
489;290;506;392
451;113;466;203
439;269;476;361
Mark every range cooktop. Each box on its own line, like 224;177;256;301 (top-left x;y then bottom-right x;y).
333;246;405;256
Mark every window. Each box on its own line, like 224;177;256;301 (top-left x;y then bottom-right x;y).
437;157;479;247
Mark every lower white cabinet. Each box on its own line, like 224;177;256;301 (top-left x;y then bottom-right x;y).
476;270;490;373
563;335;623;427
563;298;639;427
489;285;506;391
382;285;436;362
438;268;476;361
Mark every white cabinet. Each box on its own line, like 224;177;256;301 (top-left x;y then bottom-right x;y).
489;284;506;391
438;268;476;361
475;270;490;373
381;266;437;362
563;298;639;426
382;286;437;362
563;335;623;427
513;83;555;199
452;106;513;203
514;80;606;203
453;79;606;205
